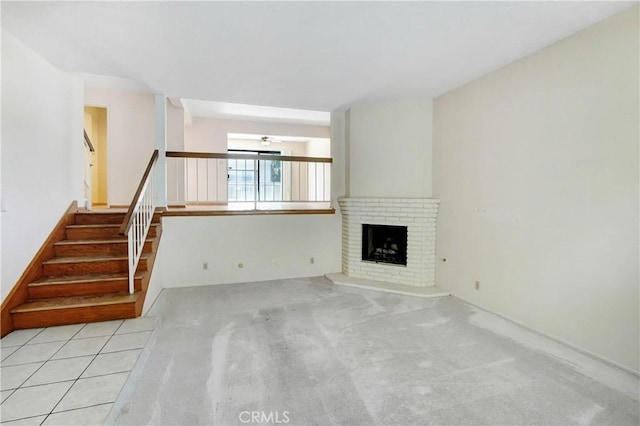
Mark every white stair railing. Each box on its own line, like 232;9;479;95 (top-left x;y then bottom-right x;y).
120;150;159;294
165;151;332;208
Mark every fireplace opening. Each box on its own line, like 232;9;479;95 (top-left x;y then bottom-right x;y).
362;224;408;266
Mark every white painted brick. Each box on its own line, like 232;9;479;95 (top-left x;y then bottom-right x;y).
339;197;439;287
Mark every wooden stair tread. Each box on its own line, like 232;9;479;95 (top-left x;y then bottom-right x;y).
67;223;159;227
76;208;162;214
66;223;159;229
66;224;120;229
43;253;150;264
76;209;127;214
12;293;139;313
54;238;154;246
30;272;144;286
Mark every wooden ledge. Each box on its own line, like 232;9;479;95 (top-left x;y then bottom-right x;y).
163;208;335;217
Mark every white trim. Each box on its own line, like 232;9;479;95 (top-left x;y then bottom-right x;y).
326;273;450;299
451;294;640;399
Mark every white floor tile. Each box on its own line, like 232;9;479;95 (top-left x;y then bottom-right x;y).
81;349;141;378
53;372;129;413
51;337;108;360
2;346;20;362
29;325;84;345
23;356;93;387
0;329;44;348
42;403;112;426
1;362;44;391
74;320;123;339
2;342;65;366
1;389;15;403
0;381;73;422
115;317;156;335
101;331;151;353
1;414;47;425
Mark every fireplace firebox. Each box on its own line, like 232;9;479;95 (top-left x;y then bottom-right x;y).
362;224;408;266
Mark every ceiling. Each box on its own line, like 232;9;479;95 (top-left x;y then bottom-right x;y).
181;99;331;126
2;1;635;112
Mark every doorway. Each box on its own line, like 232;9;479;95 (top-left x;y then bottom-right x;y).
83;107;108;208
227;150;282;202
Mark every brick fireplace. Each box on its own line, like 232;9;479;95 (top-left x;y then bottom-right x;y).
338;197;440;287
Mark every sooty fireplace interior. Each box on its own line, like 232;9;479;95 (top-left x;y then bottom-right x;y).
362;224;408;266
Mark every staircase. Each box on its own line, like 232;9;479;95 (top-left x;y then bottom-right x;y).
9;209;162;329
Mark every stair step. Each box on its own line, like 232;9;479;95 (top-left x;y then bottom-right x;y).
77;208;128;213
74;211;162;225
42;254;150;276
66;223;159;240
28;273;144;299
11;294;140;329
65;224;121;240
74;212;126;225
4;209;163;334
12;293;139;313
54;238;154;256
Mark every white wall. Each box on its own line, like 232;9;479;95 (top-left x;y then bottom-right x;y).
84;87;154;205
181;118;227;203
330;110;348;206
166;101;186;204
166;101;185;150
142;237;166;316
347;98;432;198
185;117;330;153
227;139;306;156
182;117;331;203
219;118;330;142
1;30;83;300
433;7;639;372
305;138;331;158
159;215;341;288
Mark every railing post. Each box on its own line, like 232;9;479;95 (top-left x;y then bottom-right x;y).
254;158;258;210
128;227;134;294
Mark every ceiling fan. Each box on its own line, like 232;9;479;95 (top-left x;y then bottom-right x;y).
260;136;282;146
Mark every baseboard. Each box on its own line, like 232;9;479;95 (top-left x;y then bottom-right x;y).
1;201;78;337
450;293;640;399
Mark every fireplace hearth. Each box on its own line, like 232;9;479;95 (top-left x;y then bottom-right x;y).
362;224;407;265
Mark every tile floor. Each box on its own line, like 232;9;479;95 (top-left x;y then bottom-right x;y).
0;317;156;425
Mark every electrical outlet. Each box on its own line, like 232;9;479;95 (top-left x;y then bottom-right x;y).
202;262;208;271
475;280;480;291
310;257;315;264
